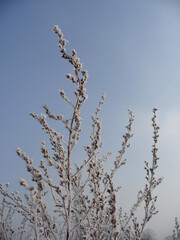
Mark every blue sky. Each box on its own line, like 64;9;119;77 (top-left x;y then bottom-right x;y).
1;1;180;238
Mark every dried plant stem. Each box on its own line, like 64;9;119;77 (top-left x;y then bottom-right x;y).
0;25;163;240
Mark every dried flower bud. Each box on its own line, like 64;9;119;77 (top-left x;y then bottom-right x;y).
19;178;27;187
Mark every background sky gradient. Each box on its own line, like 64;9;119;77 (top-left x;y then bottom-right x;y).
1;1;180;239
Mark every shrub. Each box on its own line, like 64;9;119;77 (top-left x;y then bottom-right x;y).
172;218;180;240
0;25;163;240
